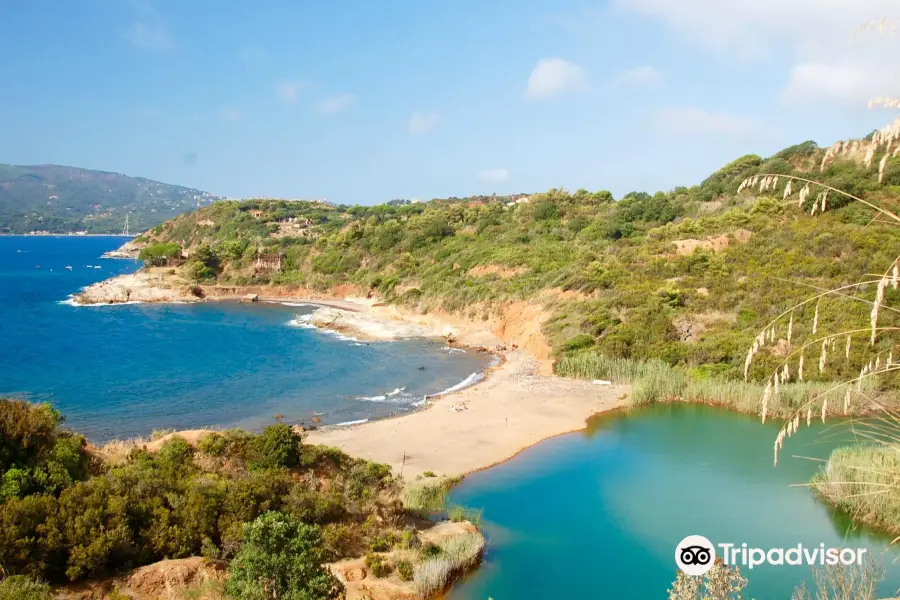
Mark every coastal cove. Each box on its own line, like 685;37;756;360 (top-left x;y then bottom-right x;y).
6;236;900;599
0;236;494;441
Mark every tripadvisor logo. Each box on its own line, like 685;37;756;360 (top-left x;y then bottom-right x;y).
675;535;869;575
676;535;716;576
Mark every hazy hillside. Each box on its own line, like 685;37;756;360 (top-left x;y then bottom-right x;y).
0;163;220;234
133;127;900;386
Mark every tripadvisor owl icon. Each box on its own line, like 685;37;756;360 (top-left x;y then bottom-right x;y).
676;535;716;576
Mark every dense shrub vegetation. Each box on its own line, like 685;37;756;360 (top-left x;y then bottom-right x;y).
139;139;900;393
0;400;400;585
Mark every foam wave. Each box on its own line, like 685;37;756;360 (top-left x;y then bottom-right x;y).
58;296;147;307
271;301;318;308
426;371;484;399
288;314;361;342
443;346;467;355
354;386;412;404
333;418;369;427
358;394;387;402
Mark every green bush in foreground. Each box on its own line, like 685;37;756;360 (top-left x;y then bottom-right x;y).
364;552;393;578
225;511;344;600
0;399;400;584
0;576;53;600
396;559;414;581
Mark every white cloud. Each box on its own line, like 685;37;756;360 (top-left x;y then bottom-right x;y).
122;19;173;51
221;108;242;122
478;168;510;183
784;60;900;106
277;81;309;104
612;0;897;58
612;0;900;105
316;93;355;114
526;59;587;99
656;108;768;138
621;65;662;86
409;112;441;134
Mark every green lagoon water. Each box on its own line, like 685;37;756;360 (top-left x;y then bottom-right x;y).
447;404;900;599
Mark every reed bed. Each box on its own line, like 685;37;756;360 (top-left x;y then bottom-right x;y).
413;532;485;598
402;477;461;514
557;352;879;418
811;443;900;536
555;353;672;383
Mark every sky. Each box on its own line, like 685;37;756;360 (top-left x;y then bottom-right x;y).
1;0;899;203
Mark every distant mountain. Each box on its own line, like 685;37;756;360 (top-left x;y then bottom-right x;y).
0;164;221;234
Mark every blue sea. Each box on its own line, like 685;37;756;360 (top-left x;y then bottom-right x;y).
0;236;493;441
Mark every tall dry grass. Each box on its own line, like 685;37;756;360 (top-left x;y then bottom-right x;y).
811;443;900;536
556;353;876;417
402;477;461;515
738;21;900;542
413;531;485;598
93;436;149;466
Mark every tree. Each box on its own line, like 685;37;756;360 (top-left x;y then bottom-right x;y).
138;242;182;267
252;424;302;469
225;512;344;600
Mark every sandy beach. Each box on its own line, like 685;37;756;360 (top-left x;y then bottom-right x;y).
143;350;625;480
306;349;625;479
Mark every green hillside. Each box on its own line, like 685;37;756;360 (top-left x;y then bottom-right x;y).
136;133;900;393
0;163;220;234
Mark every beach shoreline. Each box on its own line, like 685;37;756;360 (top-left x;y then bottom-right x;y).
141;349;626;480
78;271;628;479
304;349;625;479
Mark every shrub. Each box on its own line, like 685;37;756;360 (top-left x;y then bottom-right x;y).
561;334;596;353
364;553;393;578
252;424;302;469
420;542;443;559
0;400;64;471
225;512;343;600
321;523;361;561
369;531;396;552
286;486;346;525
399;527;420;549
0;576;53;600
396;559;414;582
0;399;402;585
197;433;228;457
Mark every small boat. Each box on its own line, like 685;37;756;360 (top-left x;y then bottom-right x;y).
65;265;73;270
94;266;101;269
